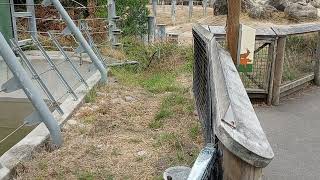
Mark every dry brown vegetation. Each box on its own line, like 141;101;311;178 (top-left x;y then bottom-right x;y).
14;42;202;180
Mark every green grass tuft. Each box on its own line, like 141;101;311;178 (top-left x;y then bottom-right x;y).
85;87;97;103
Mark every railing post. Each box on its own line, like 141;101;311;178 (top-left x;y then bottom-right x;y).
272;36;286;105
314;32;320;86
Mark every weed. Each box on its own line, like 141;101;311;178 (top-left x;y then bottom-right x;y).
85;87;97;103
77;171;95;180
37;160;48;170
142;72;179;93
154;132;183;151
82;115;96;124
189;123;201;140
111;148;121;156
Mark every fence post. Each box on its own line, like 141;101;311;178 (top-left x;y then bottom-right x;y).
189;0;193;20
148;16;156;43
314;32;320;86
267;40;277;105
26;0;37;37
171;0;177;25
157;24;166;42
152;0;157;17
272;36;286;105
220;143;262;180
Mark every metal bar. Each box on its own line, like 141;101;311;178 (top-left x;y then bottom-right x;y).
148;16;156;43
254;42;270;54
9;0;18;41
189;0;193;19
80;23;108;67
10;39;64;115
48;0;107;83
152;0;157;17
0;33;62;146
31;35;78;100
26;0;37;37
48;31;89;88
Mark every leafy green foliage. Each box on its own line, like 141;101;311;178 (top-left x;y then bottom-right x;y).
97;0;149;36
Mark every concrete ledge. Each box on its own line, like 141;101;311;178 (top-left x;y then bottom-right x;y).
0;164;10;180
0;71;101;179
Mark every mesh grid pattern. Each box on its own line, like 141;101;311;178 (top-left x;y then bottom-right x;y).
193;29;213;144
282;33;317;84
217;40;271;90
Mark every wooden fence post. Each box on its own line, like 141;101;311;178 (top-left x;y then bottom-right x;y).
272;36;286;105
314;32;320;86
220;143;263;180
267;40;277;105
226;0;241;64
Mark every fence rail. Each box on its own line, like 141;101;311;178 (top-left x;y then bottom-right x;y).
191;24;273;179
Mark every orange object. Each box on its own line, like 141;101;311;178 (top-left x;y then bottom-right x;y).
240;48;252;68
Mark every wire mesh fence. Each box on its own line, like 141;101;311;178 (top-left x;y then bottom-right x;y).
282;33;317;85
216;39;272;91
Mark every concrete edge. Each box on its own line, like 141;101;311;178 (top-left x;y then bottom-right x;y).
0;71;101;179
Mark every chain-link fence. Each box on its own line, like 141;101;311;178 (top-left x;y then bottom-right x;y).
217;39;272;91
282;33;317;85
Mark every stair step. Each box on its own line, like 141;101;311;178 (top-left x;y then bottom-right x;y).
14;12;33;18
18;39;32;46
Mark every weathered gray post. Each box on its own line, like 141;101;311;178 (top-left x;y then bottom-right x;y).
46;0;107;83
203;0;208;16
272;36;286;105
0;33;62;146
171;0;177;25
148;16;156;43
26;0;37;37
157;24;166;42
189;0;193;20
314;32;320;86
152;0;158;17
108;0;116;42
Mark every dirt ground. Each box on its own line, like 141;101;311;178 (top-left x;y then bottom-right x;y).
15;77;202;180
152;5;315;43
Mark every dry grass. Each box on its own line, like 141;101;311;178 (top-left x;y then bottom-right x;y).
14;43;202;179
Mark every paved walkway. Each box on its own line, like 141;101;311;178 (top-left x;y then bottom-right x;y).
256;86;320;180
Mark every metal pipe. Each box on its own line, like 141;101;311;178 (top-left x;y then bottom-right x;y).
152;0;157;17
148;16;155;43
26;0;37;37
48;0;107;83
0;33;62;146
189;0;193;20
171;0;176;25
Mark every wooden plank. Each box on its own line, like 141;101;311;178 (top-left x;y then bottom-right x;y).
207;25;276;37
280;73;314;94
272;23;320;36
267;41;276;105
272;37;286;105
226;0;241;63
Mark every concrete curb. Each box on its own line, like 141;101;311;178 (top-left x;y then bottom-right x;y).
0;71;101;179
